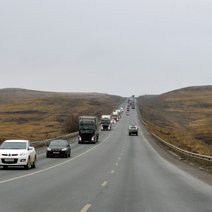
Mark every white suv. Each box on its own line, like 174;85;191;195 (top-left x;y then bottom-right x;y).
0;140;37;169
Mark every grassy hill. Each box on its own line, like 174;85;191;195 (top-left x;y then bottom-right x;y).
138;86;212;156
0;88;123;142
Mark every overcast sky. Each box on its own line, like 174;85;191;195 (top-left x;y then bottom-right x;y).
0;0;212;97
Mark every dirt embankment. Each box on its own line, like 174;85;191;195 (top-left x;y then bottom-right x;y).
0;88;123;142
137;86;212;156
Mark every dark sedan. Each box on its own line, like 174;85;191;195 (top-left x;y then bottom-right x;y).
46;140;71;158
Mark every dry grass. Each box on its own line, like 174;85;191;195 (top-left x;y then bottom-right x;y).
0;89;122;142
138;86;212;156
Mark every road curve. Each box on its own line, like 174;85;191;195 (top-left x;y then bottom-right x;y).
0;108;212;212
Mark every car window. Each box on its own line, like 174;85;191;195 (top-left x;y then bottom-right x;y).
49;140;68;147
0;142;26;149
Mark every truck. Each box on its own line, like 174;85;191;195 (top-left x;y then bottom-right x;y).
101;115;112;131
78;116;99;144
112;111;119;122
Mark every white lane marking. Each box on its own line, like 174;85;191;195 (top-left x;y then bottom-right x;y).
80;204;92;212
116;163;119;166
101;181;108;187
111;170;115;174
118;157;121;161
0;133;113;185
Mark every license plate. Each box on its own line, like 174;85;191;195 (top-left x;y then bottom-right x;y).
53;152;60;154
4;158;14;162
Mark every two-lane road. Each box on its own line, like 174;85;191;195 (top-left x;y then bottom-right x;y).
0;109;212;212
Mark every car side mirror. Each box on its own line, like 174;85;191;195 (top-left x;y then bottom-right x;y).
28;147;33;151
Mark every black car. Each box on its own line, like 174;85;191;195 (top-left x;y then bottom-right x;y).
46;140;71;158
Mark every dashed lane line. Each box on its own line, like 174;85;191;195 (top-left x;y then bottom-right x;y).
80;204;92;212
101;181;108;187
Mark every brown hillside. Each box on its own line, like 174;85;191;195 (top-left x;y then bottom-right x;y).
0;88;122;142
138;86;212;156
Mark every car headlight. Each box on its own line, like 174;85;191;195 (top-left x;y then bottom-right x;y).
47;147;51;151
20;152;28;156
62;148;67;151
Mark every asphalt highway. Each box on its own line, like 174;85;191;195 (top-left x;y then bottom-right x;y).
0;108;212;212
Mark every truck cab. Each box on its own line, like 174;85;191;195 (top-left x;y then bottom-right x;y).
78;116;99;144
101;115;112;131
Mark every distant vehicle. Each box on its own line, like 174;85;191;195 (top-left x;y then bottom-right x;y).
78;116;99;144
128;125;138;136
112;111;119;122
111;119;116;124
115;109;121;116
101;115;112;131
0;139;37;169
131;103;135;109
46;140;71;158
120;107;124;112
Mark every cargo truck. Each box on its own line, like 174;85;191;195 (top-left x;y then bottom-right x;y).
78;116;99;144
112;111;119;122
101;115;112;131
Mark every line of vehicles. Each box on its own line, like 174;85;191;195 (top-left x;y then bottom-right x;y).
0;102;138;170
0;106;126;170
127;97;139;136
78;107;124;144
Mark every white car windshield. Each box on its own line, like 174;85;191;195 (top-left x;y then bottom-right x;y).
0;142;26;149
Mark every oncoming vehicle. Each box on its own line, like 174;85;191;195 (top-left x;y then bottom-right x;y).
78;116;99;144
46;139;71;158
101;115;112;131
128;125;138;136
112;111;119;122
0;139;37;169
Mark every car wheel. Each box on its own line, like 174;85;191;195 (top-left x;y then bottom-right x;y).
32;156;36;168
24;157;32;170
